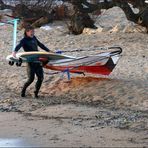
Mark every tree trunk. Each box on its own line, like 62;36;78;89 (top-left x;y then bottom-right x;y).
67;0;148;34
68;0;98;35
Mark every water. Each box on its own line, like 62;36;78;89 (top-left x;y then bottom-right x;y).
0;138;35;147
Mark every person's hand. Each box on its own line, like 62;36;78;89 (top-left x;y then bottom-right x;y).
12;51;16;58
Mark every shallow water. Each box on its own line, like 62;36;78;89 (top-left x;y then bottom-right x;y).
0;138;35;147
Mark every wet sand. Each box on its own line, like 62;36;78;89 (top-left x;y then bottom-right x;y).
0;106;147;147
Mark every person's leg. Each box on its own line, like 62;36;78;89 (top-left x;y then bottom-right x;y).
21;63;35;97
34;64;44;98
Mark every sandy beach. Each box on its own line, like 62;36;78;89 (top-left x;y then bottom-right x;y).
0;7;148;147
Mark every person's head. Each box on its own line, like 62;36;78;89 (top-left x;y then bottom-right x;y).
24;26;34;38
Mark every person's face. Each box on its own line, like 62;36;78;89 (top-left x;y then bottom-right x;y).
26;29;34;38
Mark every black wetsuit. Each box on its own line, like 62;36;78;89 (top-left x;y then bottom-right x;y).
14;36;50;97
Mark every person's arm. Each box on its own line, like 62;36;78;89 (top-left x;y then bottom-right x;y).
12;39;24;57
35;37;50;52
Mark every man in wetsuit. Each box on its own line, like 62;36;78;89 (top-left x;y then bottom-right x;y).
12;26;50;98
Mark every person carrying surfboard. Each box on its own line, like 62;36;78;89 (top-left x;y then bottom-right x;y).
12;26;51;98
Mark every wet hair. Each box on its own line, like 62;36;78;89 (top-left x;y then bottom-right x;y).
24;25;34;37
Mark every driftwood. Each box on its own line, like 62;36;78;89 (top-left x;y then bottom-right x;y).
12;3;53;29
0;0;54;28
1;0;148;34
97;0;148;32
52;5;67;20
67;0;98;34
66;0;148;34
0;0;13;10
31;16;52;28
